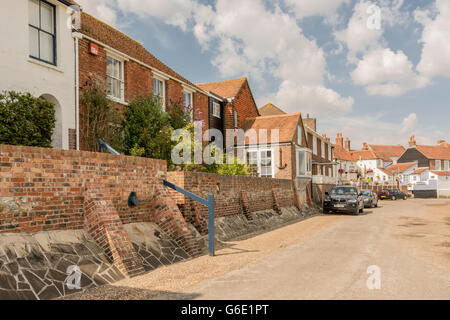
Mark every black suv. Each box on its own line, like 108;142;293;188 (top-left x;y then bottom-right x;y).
323;186;364;215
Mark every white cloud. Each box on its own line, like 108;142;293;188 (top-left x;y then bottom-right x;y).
351;49;429;96
284;0;351;24
401;113;418;134
76;0;118;26
416;0;450;78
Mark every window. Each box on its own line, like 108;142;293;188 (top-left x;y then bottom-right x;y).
153;77;166;110
444;160;449;171
306;152;312;173
435;160;442;171
297;151;306;176
328;145;332;161
106;56;124;101
212;101;221;118
297;126;302;145
321;141;325;158
313;137;317;155
233;110;238;128
29;0;56;65
246;149;273;178
183;91;193;119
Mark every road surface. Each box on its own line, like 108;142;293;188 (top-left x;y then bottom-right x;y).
66;198;450;300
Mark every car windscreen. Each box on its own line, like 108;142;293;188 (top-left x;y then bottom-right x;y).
331;187;358;195
361;191;371;196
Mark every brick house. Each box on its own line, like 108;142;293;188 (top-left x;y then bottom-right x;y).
333;133;358;184
197;77;260;134
398;136;450;171
237;112;311;180
74;12;215;150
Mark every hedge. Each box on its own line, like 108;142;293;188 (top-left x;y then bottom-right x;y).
0;91;55;148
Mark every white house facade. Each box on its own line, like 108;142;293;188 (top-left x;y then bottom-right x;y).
0;0;77;149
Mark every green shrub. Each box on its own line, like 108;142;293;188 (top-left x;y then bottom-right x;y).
80;78;123;152
123;95;191;160
0;91;55;148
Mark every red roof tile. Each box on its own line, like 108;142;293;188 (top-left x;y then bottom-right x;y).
350;150;378;161
258;103;286;116
411;168;428;175
333;145;354;161
383;162;417;175
369;145;406;161
415;145;450;160
241;113;302;144
196;78;247;99
432;171;450;176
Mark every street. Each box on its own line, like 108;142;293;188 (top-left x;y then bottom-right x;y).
65;199;450;300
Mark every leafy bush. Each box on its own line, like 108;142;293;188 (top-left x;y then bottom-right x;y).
0;91;55;147
123;95;191;160
80;78;123;152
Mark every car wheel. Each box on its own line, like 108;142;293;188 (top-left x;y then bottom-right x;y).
403;196;407;200
359;206;364;214
392;196;396;201
375;201;378;208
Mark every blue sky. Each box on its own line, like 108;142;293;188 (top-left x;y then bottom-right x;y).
77;0;450;149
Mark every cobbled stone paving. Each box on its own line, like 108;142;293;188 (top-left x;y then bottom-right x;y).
0;232;124;300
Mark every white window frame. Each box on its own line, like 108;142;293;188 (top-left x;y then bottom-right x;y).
233;110;238;128
313;137;317;155
106;53;125;103
296;148;312;177
321;141;325;159
328;145;332;161
183;89;194;119
444;160;449;172
212;101;221;118
153;74;167;111
435;160;442;171
246;148;275;178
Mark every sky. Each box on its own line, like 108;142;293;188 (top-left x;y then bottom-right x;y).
76;0;450;149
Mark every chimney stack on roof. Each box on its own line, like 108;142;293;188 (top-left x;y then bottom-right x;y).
345;137;351;151
362;142;369;150
437;139;447;145
336;133;344;148
409;135;416;147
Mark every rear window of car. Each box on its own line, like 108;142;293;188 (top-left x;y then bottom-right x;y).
361;190;371;196
331;187;358;195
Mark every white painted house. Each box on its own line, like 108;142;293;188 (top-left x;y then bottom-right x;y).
0;0;77;149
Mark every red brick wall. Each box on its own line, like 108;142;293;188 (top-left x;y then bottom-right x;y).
193;91;209;130
232;80;259;128
167;171;296;233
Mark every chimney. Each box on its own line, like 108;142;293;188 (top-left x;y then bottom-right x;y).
336;133;344;148
303;116;317;132
437;139;447;145
362;142;368;150
409;135;416;147
345;137;351;151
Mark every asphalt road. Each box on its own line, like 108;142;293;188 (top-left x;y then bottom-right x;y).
180;199;450;300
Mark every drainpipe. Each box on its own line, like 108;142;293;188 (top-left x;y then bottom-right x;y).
72;32;83;150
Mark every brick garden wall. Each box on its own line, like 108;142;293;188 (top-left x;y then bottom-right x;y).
167;171;297;234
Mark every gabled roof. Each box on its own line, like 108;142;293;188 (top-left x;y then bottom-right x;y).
432;171;450;176
383;162;417;175
241;113;302;145
80;12;200;91
196;78;247;99
259;103;286;116
411;168;428;175
415;145;450;160
369;145;406;161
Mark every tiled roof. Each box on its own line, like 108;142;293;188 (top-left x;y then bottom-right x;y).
196;78;247;99
411;168;428;175
333;145;354;161
350;150;378;161
258;103;286;116
80;12;200;90
432;171;450;176
241;113;302;144
383;162;417;175
415;145;450;160
369;145;406;161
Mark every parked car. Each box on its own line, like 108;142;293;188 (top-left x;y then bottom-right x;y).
377;189;408;200
323;186;364;215
361;190;378;208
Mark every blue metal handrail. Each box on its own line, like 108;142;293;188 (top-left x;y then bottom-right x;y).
98;139;120;155
163;180;215;256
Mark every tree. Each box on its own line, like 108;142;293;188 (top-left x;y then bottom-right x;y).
0;91;55;147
